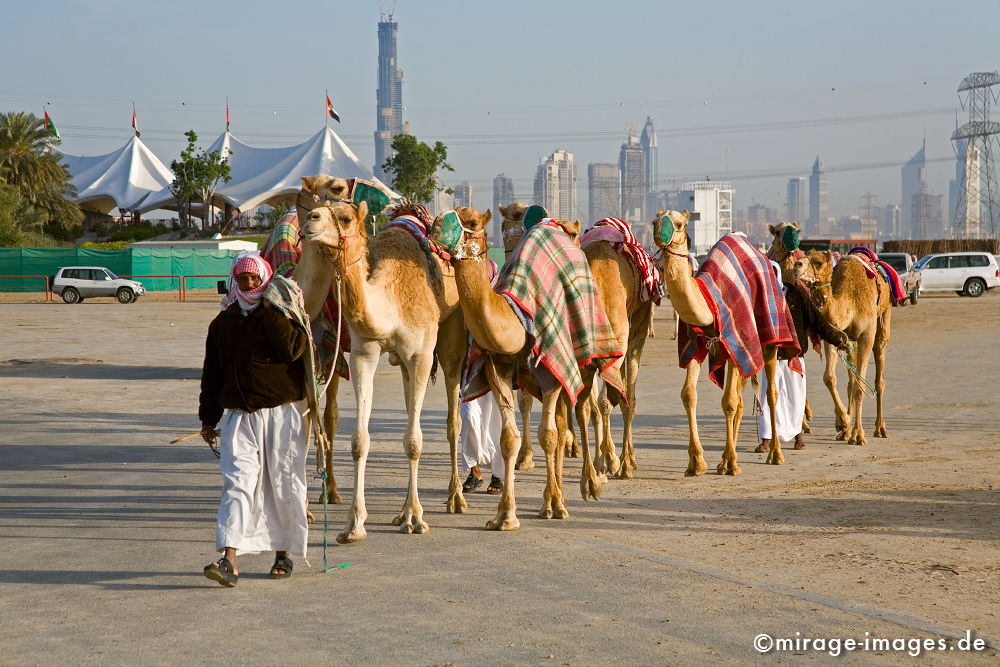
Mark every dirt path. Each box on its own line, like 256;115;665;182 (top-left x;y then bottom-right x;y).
0;293;997;663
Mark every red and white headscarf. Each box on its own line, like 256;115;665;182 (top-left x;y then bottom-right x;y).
220;252;273;312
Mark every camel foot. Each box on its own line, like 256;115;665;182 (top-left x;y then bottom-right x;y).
873;425;888;438
597;452;621;477
836;431;848;441
849;434;869;446
615;465;634;480
392;511;429;534
716;461;742;476
306;509;315;524
567;444;581;458
754;439;770;453
319;488;343;505
539;505;569;520
446;490;468;514
793;434;806;450
801;421;812;434
684;459;709;476
580;474;603;502
335;527;367;544
766;450;785;465
485;512;519;531
515;455;535;471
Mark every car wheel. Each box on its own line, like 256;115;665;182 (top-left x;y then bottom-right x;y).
62;287;81;304
964;278;985;297
116;287;136;304
908;288;918;305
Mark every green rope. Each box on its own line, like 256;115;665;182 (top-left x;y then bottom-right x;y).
838;349;878;397
319;471;348;573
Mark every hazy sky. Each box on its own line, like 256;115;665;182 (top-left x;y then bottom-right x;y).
3;0;998;219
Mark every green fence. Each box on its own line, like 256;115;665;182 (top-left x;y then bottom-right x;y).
0;248;245;292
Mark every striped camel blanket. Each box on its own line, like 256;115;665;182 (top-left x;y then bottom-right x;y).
678;233;800;388
580;217;663;304
847;246;907;306
464;221;624;405
261;207;350;380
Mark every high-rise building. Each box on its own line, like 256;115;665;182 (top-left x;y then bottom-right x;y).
911;187;943;239
588;163;619;223
640;117;658;219
901;140;927;238
786;177;806;224
663;180;734;255
492;173;515;246
619;133;645;223
374;14;403;183
533;150;576;220
880;203;902;239
453;182;472;208
809;156;828;233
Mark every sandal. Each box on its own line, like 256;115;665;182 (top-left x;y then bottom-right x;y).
486;476;503;494
270;553;293;579
462;472;484;493
204;557;238;587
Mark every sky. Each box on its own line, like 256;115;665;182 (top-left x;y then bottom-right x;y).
3;0;999;220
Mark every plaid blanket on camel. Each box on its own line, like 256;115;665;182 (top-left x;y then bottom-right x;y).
678;233;800;388
465;222;624;404
261;207;350;380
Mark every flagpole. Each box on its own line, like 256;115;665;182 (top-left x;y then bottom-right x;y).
325;89;329;128
226;96;230;132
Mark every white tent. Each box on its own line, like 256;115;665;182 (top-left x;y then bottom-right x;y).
137;127;398;214
57;136;175;213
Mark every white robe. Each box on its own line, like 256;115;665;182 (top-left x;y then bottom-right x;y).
460;393;505;478
216;403;308;558
758;357;807;442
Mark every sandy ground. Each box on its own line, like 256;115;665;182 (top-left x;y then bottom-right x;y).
1;291;998;664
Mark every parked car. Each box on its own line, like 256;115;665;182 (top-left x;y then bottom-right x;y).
50;267;146;304
878;252;921;304
912;252;1000;298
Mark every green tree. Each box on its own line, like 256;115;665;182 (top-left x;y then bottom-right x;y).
254;200;292;230
170;130;232;230
382;134;453;204
0;111;83;231
0;182;48;247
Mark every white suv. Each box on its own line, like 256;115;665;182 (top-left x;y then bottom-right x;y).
51;266;146;304
912;252;1000;298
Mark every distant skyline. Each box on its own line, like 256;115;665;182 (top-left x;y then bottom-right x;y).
2;0;998;220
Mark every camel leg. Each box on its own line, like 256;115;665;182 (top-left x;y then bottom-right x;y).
321;374;343;504
672;308;680;340
762;349;783;465
847;332;875;447
872;309;890;439
337;339;380;544
485;359;520;531
538;389;568;519
437;311;468;513
683;360;708;476
576;369;602;501
514;390;535;470
616;345;641;479
717;362;743;475
594;384;620;476
823;342;850;440
559;393;580;458
391;346;433;535
801;397;812;434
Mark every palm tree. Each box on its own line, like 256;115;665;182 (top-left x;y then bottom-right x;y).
0;111;82;229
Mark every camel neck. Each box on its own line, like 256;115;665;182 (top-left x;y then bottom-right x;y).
662;242;714;327
452;256;526;356
336;231;374;328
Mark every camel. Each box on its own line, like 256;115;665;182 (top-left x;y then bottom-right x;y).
300;193;468;544
433;207;623;529
498;202;581;469
653;210;785;475
793;249;891;446
576;219;657;481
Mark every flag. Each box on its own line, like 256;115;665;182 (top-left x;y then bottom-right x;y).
326;95;340;123
43;110;60;139
226;102;231;130
131;105;140;138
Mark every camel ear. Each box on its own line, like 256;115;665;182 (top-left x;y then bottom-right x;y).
499;204;507;217
482;209;492;224
355;200;369;225
768;223;777;235
300;176;315;191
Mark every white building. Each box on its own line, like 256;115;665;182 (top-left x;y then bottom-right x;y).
533;150;576;220
667;180;734;255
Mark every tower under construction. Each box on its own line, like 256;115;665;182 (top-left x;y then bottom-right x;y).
374;13;403;183
951;71;1000;238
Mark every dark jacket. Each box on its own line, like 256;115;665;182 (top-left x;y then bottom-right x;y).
199;301;308;427
781;281;848;360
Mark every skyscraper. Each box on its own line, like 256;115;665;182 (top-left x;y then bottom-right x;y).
640;117;658;219
493;173;515;244
809;156;828;233
374;14;403;183
901;140;927;238
786;177;806;224
588;163;620;223
533;150;576;220
453;182;472;208
912;187;943;239
619;133;645;223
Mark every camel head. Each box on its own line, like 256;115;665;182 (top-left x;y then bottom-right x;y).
296;175;352;227
652;209;690;252
302;199;369;267
550;219;582;246
793;249;834;287
768;222;801;282
499;202;529;254
433;206;492;260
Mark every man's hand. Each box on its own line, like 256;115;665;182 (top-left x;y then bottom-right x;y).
834;332;851;353
200;423;217;445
